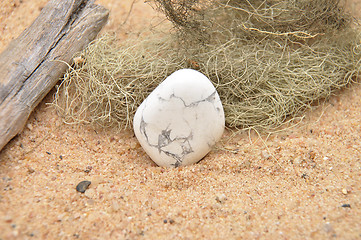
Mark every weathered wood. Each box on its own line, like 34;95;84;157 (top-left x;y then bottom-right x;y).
0;0;109;152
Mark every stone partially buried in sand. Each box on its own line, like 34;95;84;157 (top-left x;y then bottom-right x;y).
133;69;225;167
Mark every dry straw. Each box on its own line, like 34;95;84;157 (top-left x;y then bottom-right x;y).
54;0;361;131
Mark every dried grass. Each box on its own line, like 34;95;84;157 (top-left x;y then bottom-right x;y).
54;0;361;131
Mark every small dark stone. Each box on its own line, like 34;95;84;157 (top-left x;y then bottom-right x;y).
46;151;51;155
84;166;93;173
301;173;308;179
341;204;351;208
76;180;91;193
59;155;63;160
163;219;167;223
2;177;12;181
169;219;175;224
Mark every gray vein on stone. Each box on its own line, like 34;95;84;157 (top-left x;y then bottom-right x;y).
168;90;217;108
139;116;149;143
156;127;194;167
140;113;194;167
138;89;221;167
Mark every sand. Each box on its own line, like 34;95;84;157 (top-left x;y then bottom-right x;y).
0;0;360;239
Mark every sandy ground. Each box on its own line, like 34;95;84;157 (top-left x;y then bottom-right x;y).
0;0;361;239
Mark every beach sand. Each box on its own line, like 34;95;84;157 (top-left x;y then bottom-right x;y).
0;0;360;239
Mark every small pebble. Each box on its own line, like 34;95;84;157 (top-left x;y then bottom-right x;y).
341;188;348;195
27;123;33;131
27;167;35;174
301;173;308;179
4;215;12;223
73;56;85;66
294;156;303;165
129;141;138;149
240;160;251;169
341;204;351;208
111;200;120;212
261;150;270;159
323;222;334;233
76;180;91;193
84;188;96;199
84;166;93;173
215;193;227;203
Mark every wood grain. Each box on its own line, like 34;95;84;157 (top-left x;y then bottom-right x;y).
0;0;109;151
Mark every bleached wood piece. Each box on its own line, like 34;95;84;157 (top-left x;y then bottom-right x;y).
0;0;109;151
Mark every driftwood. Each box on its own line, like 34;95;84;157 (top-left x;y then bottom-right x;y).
0;0;109;151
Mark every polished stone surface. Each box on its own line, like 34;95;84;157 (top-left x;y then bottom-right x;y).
133;69;225;167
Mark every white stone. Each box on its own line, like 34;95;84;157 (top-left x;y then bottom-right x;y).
133;69;225;167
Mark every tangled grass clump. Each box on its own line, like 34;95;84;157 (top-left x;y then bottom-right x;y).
55;36;185;129
54;0;361;131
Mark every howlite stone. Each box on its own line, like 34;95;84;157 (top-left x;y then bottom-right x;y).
133;69;225;167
